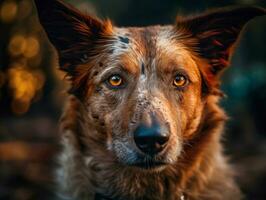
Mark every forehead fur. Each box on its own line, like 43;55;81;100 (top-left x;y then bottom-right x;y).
71;24;202;98
103;25;201;80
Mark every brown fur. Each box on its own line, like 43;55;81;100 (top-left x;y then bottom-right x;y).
34;1;266;199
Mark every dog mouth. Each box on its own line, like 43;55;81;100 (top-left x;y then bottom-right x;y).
132;162;166;169
129;158;168;169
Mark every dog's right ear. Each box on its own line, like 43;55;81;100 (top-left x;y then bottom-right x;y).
34;0;113;73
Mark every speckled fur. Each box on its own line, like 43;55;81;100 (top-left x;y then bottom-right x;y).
34;1;266;199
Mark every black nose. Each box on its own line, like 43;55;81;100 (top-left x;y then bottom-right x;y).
133;122;169;155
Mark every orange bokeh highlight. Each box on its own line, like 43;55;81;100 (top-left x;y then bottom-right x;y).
8;35;40;58
8;65;45;115
0;1;17;23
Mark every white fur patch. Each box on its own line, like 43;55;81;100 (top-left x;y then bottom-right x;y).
156;28;188;57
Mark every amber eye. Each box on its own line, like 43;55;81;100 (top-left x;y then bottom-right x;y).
173;74;187;87
108;75;123;87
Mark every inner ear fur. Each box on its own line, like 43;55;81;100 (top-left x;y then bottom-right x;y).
176;6;266;90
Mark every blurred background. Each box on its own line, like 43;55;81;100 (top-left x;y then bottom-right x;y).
0;0;265;199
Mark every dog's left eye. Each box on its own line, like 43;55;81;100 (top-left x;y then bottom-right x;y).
173;74;187;88
107;74;123;88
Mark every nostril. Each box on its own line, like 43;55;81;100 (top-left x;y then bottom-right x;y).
157;135;169;146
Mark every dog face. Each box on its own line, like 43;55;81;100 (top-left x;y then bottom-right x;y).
84;26;204;168
35;0;265;170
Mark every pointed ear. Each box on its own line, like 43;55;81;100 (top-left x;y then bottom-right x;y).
34;0;113;73
176;6;266;85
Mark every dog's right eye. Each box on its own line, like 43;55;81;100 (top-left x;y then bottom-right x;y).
106;74;124;89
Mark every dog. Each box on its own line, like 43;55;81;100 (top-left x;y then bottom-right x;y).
34;0;266;199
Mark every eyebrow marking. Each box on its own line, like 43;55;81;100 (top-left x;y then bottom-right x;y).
141;62;145;75
118;36;130;44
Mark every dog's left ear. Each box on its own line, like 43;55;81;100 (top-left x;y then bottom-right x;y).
176;6;266;86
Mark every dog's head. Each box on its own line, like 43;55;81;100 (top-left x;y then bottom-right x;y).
35;0;265;170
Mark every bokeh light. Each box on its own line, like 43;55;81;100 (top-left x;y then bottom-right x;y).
23;37;40;58
0;1;18;23
8;65;45;115
8;34;27;57
8;35;40;58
